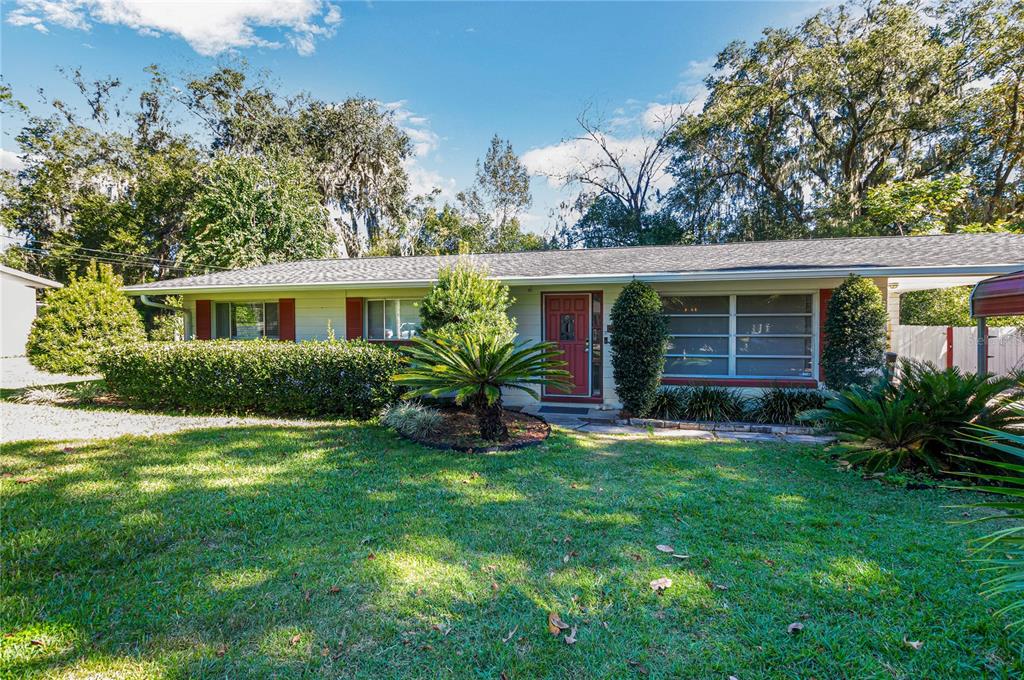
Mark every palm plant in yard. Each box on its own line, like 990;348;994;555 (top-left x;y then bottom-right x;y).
956;420;1024;628
396;331;571;441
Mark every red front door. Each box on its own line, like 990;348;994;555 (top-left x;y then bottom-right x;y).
544;294;591;396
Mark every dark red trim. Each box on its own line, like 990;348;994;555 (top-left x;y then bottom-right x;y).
278;298;296;341
195;300;211;340
540;395;604;404
946;326;954;369
345;297;364;339
974;297;1024;317
662;377;818;389
818;289;832;382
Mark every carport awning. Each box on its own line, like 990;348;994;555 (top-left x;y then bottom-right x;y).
971;270;1024;317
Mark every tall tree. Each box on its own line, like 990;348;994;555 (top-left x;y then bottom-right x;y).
667;0;976;241
179;154;335;269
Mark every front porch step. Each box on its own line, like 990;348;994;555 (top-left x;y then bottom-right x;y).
521;403;619;423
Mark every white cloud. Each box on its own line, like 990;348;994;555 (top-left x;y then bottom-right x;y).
6;0;343;56
0;149;25;173
383;101;456;200
522;135;670;191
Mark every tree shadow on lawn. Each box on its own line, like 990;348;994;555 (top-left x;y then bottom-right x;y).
2;424;1022;678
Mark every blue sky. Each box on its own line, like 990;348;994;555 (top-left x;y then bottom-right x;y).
2;1;827;234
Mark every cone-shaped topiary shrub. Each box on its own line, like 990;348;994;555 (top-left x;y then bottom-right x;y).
822;274;888;390
610;279;668;416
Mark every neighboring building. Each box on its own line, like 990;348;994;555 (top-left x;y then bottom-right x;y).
1;265;61;357
125;234;1024;409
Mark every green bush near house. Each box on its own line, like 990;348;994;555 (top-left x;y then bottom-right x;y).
802;359;1023;473
419;260;516;340
26;262;146;375
99;339;402;418
822;273;888;390
749;387;829;425
610;280;668;416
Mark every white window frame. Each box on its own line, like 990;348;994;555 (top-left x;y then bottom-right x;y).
364;298;422;340
662;292;818;380
213;301;280;341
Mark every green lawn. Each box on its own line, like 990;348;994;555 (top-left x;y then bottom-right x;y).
2;424;1021;678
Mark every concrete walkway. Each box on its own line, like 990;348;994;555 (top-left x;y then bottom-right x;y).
1;356;98;389
545;414;833;445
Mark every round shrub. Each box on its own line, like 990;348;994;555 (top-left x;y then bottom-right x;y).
26;263;145;374
610;279;668;416
99;339;402;418
420;260;516;339
822;274;888;390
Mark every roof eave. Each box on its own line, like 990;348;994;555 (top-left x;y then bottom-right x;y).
122;263;1024;295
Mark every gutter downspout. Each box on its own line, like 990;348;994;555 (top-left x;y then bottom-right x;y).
139;294;192;340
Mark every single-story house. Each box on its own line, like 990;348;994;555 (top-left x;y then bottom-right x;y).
125;233;1024;409
1;264;61;357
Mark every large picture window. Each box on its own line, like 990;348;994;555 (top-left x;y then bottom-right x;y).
214;302;279;340
662;294;814;379
366;299;422;340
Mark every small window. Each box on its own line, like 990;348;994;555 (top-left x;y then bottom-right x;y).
366;299;422;340
214;302;279;340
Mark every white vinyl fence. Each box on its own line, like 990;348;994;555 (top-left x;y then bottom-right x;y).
891;325;1024;376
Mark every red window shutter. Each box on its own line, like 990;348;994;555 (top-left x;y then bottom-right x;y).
279;298;296;341
345;297;364;339
818;289;832;382
195;300;212;340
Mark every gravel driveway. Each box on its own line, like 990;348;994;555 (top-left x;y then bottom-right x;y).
1;356;98;389
1;402;331;443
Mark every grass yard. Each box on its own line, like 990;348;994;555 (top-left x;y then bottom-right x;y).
2;424;1022;678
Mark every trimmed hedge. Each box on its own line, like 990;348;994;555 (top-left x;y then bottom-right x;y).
100;340;403;418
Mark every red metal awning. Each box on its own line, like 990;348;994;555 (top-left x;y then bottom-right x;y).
971;270;1024;318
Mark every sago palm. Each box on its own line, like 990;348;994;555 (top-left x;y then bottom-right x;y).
396;332;571;441
955;418;1024;628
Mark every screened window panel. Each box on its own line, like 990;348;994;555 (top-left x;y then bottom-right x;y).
667;317;730;335
398;300;422;339
215;303;231;339
264;303;280;340
367;301;385;339
232;303;264;340
736;294;812;314
661;293;815;379
736;357;813;377
667;337;729;355
736;336;812;356
662;295;729;314
735;316;813;335
664;356;729;376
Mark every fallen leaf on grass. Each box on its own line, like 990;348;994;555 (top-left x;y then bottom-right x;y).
649;577;672;594
502;625;518;643
216;643;227;657
15;478;36;484
710;583;729;591
290;634;302;646
548;612;570;635
303;590;312;602
787;622;803;635
903;637;923;650
328;585;340;594
29;639;44;647
626;659;649;675
671;554;690;560
564;626;577;645
656;544;675;553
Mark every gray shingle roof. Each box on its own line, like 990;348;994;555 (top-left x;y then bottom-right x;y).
125;234;1024;292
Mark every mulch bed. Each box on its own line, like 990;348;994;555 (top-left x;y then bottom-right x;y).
403;407;550;453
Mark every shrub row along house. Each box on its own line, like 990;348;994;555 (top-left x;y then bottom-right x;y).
125;234;1024;410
